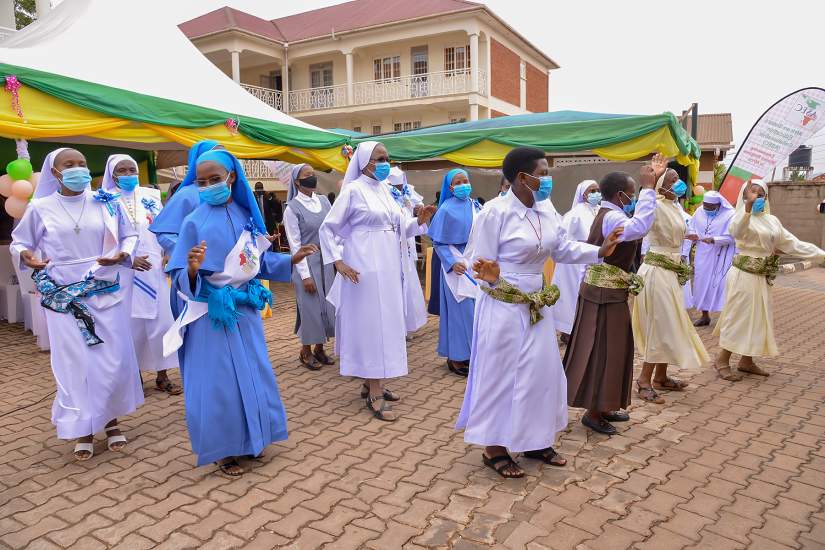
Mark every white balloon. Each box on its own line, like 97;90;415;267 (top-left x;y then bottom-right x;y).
11;179;33;200
4;196;28;218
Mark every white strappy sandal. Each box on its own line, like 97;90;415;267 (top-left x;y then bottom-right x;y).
105;425;127;452
73;441;94;461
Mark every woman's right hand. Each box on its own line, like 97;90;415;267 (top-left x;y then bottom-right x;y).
188;241;207;277
20;250;48;270
472;258;500;284
302;277;317;294
335;260;360;284
639;165;657;190
744;185;760;212
452;262;467;276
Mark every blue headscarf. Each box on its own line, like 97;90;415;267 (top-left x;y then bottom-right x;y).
195;149;267;235
149;140;221;236
428;168;474;245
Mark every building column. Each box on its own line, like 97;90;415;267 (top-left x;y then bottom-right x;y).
345;50;354;106
230;50;241;84
519;60;526;110
469;33;479;93
282;45;290;113
470;104;479;121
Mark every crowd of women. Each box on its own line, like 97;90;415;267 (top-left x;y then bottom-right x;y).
10;139;825;478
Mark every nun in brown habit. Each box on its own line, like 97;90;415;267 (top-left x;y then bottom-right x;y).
563;157;664;435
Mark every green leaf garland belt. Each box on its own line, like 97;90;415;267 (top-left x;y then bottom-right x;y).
480;278;559;326
643;251;693;286
732;254;780;286
583;263;644;296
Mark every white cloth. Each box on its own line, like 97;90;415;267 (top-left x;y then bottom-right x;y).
686;193;736;312
601;188;657;242
10;187;142;439
319;173;424;378
33;148;68;199
343;141;379;185
284;191;322;280
456;192;600;451
391;175;428;333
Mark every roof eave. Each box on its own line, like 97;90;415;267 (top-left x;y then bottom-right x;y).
184;27;286;46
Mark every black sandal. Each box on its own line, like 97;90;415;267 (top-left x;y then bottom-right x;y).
483;453;524;478
447;360;469;377
156;378;183;395
637;383;666;404
313;349;336;366
523;447;567;466
360;383;400;402
216;459;244;476
652;377;688;391
366;396;396;422
300;352;321;371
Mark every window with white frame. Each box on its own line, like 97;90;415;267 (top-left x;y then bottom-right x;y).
309;62;333;88
373;56;401;81
448;111;467;124
393;121;422;132
352;126;362;133
372;125;382;135
444;45;471;75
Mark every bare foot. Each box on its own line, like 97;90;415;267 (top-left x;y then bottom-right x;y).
74;435;94;460
715;358;744;381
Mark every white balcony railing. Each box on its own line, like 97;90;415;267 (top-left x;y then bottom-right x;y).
352;69;486;107
241;83;283;111
288;85;348;112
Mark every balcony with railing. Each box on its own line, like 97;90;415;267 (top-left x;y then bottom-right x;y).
241;69;486;113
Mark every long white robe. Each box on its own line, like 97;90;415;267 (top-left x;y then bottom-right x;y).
686;209;735;312
11;190;143;439
456;192;600;451
552;202;598;334
320;174;425;379
118;187;179;373
397;186;428;333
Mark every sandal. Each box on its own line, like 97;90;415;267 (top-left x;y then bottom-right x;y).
360;383;400;402
716;365;744;381
693;317;711;327
105;425;127;452
366;395;397;422
447;360;469;377
156;378;183;395
523;447;567;466
73;441;94;461
300;351;321;371
482;453;524;478
652;377;688;391
216;458;244;476
637;384;666;404
313;349;336;366
737;363;769;377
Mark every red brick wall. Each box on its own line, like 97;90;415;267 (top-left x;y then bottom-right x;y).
491;109;508;118
490;39;519;106
525;63;548;113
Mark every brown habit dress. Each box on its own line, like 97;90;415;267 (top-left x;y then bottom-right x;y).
563;207;638;411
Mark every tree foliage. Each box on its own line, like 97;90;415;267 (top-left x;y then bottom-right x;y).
14;0;36;30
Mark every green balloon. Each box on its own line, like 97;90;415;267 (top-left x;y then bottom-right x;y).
6;159;33;181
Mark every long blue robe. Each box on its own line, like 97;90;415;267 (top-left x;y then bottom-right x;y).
168;200;291;465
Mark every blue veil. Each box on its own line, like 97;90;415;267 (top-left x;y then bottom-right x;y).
427;168;473;245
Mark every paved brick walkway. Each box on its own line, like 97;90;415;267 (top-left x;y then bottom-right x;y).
1;269;824;549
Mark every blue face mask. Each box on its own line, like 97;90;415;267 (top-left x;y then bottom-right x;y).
531;175;553;202
704;206;719;218
670;179;687;198
752;197;766;214
199;179;231;206
372;161;391;181
499;190;507;197
60;166;92;192
452;183;472;200
587;191;602;206
620;192;637;216
116;174;139;192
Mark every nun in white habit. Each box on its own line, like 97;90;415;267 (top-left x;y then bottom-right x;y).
101;155;180;391
11;148;143;460
319;141;436;421
551;180;600;337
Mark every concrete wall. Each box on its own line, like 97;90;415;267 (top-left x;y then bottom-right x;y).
767;182;825;250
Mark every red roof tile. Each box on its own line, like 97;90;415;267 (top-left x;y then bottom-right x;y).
180;6;286;42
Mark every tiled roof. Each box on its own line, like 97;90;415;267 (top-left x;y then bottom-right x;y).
685;113;734;150
180;6;286;42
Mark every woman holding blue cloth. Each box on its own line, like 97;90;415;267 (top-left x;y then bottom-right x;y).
150;140;223;255
428;168;481;377
164;149;317;476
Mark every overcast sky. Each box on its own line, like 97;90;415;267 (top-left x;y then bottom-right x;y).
59;0;825;175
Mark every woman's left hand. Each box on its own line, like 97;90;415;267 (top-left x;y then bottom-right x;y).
132;255;152;271
417;204;437;225
473;258;500;284
598;227;624;258
292;244;319;264
97;252;129;266
702;237;715;244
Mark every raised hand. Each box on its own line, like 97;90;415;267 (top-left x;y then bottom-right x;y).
472;258;500;284
598;226;625;258
132;255;152;271
292;244;319;264
639;165;657;190
417;204;437;225
188;241;207;277
650;152;668;179
97;252;129;266
335;260;360;284
20;250;49;270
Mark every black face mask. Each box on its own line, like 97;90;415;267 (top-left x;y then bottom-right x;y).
299;175;318;189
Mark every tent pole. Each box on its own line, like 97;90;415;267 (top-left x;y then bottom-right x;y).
148;151;158;185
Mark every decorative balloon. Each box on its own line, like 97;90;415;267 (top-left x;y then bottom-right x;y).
11;179;33;199
0;174;12;197
6;158;33;181
4;196;28;218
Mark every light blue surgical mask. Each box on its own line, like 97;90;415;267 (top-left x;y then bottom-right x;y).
199;179;231;205
116;175;139;193
532;175;553;202
671;179;687;198
60;166;92;192
587;191;602;206
452;183;472;200
372;161;391;181
499;190;507;197
619;192;636;216
704;206;719;218
752;197;766;214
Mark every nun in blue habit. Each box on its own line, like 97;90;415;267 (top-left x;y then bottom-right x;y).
428;168;481;377
150;140;222;255
165;149;316;476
